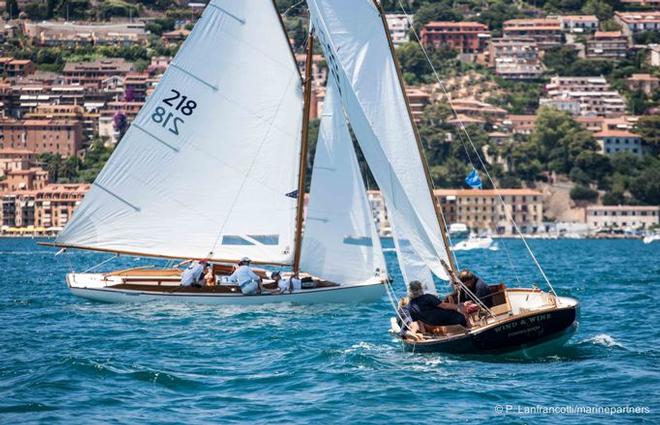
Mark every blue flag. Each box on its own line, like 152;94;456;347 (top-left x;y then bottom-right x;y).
465;168;482;189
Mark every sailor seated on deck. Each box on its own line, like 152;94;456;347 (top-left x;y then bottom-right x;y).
270;271;302;294
456;269;492;307
180;260;209;288
396;297;424;341
407;281;468;329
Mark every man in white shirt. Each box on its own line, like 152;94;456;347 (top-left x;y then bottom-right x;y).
180;260;208;287
271;271;301;294
229;257;261;295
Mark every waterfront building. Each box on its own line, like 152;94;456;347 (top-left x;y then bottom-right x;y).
23;21;148;47
627;73;660;95
385;13;412;47
434;189;545;235
0;118;84;156
594;130;644;156
502;18;562;50
586;205;659;230
559;15;599;33
34;184;89;230
586;31;629;59
420;21;491;53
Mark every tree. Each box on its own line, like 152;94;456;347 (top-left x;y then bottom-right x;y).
629;167;660;205
581;0;614;21
626;89;648;115
413;2;462;31
635;115;660;155
570;185;598;202
602;190;625;205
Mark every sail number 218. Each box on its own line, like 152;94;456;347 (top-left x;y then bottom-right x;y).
151;89;197;136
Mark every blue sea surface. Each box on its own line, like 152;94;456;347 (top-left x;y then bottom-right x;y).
1;237;658;424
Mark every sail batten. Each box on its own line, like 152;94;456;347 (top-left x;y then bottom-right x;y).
308;0;452;286
57;1;303;264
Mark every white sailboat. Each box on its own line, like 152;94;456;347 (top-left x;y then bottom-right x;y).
307;0;578;354
43;1;387;304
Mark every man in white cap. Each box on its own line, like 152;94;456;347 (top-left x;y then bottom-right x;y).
228;257;262;295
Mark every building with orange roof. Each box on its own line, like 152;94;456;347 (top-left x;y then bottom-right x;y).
615;11;660;35
594;130;643;156
0;57;35;77
420;21;491;53
0;167;48;192
501;114;537;135
627;73;660;95
405;88;431;124
434;188;545;234
586;31;629;59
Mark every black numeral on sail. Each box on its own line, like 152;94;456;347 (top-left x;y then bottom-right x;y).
152;89;197;135
152;106;182;135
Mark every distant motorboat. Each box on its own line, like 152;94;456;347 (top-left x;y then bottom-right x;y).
453;234;497;251
448;223;469;240
643;234;660;244
561;232;585;239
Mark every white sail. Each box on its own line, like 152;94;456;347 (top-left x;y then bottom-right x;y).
300;80;386;284
307;0;451;283
57;1;303;264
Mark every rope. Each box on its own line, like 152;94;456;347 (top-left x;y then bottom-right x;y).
82;254;119;273
396;1;556;296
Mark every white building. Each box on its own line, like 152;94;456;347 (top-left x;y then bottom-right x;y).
559;15;599;33
367;190;391;236
586;205;659;230
540;76;627;117
594;130;644;156
385;13;412;47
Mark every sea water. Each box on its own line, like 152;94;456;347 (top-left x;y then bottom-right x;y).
0;238;658;424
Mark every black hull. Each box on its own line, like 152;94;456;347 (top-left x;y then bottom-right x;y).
404;305;578;355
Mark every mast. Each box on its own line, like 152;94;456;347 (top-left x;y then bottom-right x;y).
373;0;458;274
292;28;315;275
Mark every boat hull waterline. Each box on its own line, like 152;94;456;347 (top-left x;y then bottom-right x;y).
66;273;386;305
402;298;579;354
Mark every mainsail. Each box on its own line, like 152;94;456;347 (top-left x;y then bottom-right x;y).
307;0;452;285
56;1;303;264
300;80;386;284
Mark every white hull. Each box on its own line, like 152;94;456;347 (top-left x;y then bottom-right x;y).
453;236;496;251
66;273;386;305
643;235;659;244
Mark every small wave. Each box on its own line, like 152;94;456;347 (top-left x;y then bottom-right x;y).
584;334;624;348
382;248;396;252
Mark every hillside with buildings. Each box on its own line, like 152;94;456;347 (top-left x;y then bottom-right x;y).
0;0;658;237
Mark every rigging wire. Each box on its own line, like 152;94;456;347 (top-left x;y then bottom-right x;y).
396;0;555;295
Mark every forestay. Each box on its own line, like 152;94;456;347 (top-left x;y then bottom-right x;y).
307;0;451;284
57;1;303;264
300;80;386;285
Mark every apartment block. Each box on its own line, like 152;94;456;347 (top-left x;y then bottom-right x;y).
0;57;35;77
594;130;644;156
420;21;491;53
559;15;599;33
503;18;562;49
435;189;545;234
24;21;148;47
62;58;134;88
489;37;544;80
627;73;660;95
586;205;659;230
0;119;84;156
386;13;412;47
615;11;660;36
540;76;627;117
34;184;90;229
405;88;431;124
586;31;629;59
